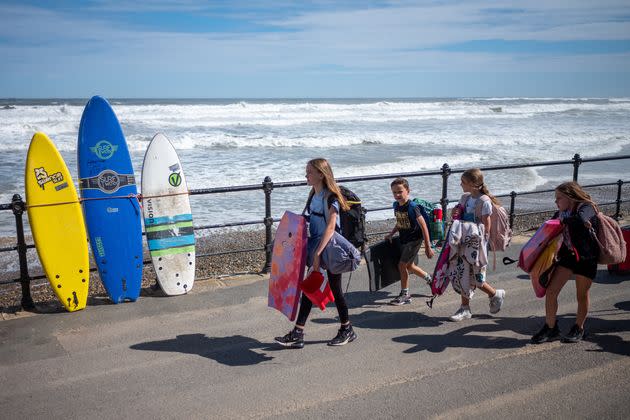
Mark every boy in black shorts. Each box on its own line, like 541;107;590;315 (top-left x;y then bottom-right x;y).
384;178;435;305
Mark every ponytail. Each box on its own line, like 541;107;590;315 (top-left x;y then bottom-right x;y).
462;168;500;205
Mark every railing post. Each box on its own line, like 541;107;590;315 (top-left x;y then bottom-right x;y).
572;153;582;182
11;194;35;310
440;163;451;220
261;176;274;274
509;191;517;229
615;179;623;220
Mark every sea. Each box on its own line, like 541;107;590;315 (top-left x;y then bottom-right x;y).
1;97;629;238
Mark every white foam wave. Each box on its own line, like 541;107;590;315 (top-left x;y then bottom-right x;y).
3;100;630;150
1;98;629;235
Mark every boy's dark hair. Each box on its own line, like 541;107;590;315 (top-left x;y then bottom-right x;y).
390;177;409;190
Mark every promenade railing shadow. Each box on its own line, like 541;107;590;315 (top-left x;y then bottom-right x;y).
311;308;443;330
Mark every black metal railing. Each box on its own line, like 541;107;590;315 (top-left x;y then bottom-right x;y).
1;153;628;308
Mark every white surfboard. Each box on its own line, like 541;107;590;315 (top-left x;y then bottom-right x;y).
141;133;195;295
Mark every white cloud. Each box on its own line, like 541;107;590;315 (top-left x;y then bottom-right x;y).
0;1;629;97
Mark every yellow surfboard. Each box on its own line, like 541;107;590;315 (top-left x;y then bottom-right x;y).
25;132;89;312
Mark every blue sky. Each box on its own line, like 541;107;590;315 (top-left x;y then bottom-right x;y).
1;0;629;98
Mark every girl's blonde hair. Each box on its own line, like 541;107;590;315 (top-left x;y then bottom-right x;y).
307;158;350;211
462;168;500;205
555;181;598;211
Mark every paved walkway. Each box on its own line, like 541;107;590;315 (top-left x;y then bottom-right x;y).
1;235;629;419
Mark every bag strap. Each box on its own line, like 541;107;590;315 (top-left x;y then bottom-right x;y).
302;191;314;216
458;193;470;208
406;199;417;226
302;190;332;220
460;193;489;224
473;195;496;270
576;202;597;230
476;194;492;222
322;191;331;224
306;190;341;234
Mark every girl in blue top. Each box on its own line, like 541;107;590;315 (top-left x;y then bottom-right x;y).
274;158;357;348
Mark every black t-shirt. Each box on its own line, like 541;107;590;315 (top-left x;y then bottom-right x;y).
394;200;422;243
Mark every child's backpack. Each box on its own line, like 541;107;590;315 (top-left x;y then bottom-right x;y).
332;186;367;249
309;186;366;249
460;193;512;252
485;197;512;252
409;198;445;243
590;211;627;265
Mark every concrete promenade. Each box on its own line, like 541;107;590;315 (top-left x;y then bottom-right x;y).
1;236;629;419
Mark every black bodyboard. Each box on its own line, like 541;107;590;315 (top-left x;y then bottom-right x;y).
365;237;418;292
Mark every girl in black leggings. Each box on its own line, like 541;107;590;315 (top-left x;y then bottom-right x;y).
274;158;356;348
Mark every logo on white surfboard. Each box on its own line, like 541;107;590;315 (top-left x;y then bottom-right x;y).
168;163;182;187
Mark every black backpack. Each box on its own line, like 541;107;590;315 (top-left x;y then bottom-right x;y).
335;186;368;250
305;186;368;250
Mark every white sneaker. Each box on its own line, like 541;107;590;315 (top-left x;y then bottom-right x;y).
489;289;505;314
449;306;472;322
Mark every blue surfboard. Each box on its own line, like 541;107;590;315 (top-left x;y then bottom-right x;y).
78;96;143;303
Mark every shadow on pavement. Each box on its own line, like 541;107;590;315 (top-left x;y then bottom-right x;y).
593;270;630;285
130;333;273;366
344;289;433;309
354;310;442;329
310;308;443;330
391;309;630;356
582;308;630;357
392;319;530;353
344;290;391;308
615;300;630;312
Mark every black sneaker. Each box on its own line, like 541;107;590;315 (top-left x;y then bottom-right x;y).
531;322;560;344
328;326;357;346
562;324;585;343
389;292;411;306
274;329;304;349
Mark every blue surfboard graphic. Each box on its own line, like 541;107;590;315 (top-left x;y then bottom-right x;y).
78;96;143;303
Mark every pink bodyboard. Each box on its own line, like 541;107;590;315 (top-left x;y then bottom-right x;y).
268;211;307;321
518;219;563;273
431;241;451;296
